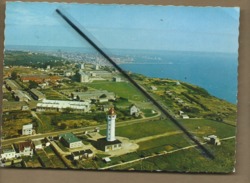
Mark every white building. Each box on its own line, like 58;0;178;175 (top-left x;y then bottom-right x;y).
94;64;99;70
0;145;16;160
22;124;33;135
130;105;140;116
79;71;89;83
17;141;34;157
106;108;116;142
36;99;90;113
80;63;85;69
113;77;121;82
59;133;83;149
33;140;43;150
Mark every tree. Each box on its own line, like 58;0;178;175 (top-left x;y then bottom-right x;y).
11;71;18;80
28;81;38;89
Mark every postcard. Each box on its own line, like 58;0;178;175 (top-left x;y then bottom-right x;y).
1;2;240;173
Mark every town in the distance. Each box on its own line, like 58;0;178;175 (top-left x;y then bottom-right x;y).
1;50;237;172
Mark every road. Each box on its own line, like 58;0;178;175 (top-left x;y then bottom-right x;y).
1;110;161;146
99;136;236;170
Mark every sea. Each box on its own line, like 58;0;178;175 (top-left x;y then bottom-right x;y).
5;45;238;104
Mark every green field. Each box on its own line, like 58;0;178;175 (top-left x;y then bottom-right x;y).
113;138;235;173
179;119;236;138
138;134;191;151
100;119;179;139
87;81;147;101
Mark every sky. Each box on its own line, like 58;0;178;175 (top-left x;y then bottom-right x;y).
5;2;240;53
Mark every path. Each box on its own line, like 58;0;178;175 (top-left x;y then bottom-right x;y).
99;136;236;170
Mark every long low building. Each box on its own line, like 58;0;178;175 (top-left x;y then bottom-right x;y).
13;90;32;102
4;79;21;91
71;90;115;102
36;99;90;112
30;89;46;100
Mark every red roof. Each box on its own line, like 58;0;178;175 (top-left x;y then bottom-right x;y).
18;141;33;151
108;107;116;115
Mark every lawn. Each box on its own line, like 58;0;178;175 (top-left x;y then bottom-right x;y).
179;119;236;139
87;81;147;101
138;134;191;151
100;119;179;139
112;138;236;173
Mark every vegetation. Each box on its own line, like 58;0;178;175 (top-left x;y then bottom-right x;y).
100;119;179;139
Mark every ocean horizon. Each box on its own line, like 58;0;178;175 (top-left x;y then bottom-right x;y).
5;45;238;104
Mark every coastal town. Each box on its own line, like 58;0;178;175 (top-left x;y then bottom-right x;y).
1;50;237;172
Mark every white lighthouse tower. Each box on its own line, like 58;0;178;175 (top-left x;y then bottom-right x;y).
106;108;116;142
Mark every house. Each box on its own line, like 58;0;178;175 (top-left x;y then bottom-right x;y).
0;145;16;160
179;111;184;116
84;149;94;158
182;114;190;119
21;105;30;111
150;86;157;91
71;149;94;160
71;150;85;160
204;135;221;146
130;105;140;116
95;138;122;152
113;77;121;82
64;70;75;77
33;140;43;150
30;89;46;101
16;141;34;157
36;99;90;113
59;133;83;149
103;157;111;163
22;124;33;135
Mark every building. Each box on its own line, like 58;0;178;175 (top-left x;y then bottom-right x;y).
4;79;21;91
182;114;190;119
13;90;31;102
71;149;93;160
0;145;16;160
30;89;46;100
33;140;43;150
130;105;140;116
85;70;112;78
16;141;34;157
22;124;33;135
79;71;89;83
59;133;83;149
36;99;90;113
204;135;221;146
71;90;115;102
107;108;116;142
94;64;99;70
113;77;121;82
80;63;85;69
20;75;61;83
64;70;75;77
150;86;157;91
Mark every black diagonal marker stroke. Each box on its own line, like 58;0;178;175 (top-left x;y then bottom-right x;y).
56;9;214;160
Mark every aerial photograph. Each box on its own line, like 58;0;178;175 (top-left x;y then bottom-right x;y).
1;2;239;173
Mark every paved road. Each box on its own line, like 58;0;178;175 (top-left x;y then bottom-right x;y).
1;111;161;146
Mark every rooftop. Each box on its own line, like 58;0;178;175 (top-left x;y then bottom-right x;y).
60;133;81;144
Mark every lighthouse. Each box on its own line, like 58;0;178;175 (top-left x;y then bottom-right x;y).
106;108;116;142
